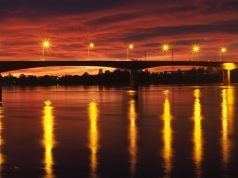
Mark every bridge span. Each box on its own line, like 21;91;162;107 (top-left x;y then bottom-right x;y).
0;60;237;72
0;60;237;87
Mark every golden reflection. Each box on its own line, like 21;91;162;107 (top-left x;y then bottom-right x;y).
162;90;173;177
193;89;203;177
221;87;234;166
89;102;99;178
222;63;237;70
0;103;4;173
42;100;55;178
129;96;137;177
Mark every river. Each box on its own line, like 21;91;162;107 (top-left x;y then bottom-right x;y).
0;85;237;178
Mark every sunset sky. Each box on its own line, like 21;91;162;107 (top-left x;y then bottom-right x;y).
0;0;238;75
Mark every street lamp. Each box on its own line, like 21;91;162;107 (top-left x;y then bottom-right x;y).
192;44;200;60
162;43;170;52
220;47;227;61
88;42;95;59
192;44;200;54
41;39;51;60
162;43;174;60
127;43;134;59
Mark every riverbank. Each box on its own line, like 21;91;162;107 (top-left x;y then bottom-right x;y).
2;67;238;86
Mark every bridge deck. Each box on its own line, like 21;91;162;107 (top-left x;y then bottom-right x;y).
0;60;236;72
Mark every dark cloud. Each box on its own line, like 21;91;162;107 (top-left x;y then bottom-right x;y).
86;12;141;26
0;0;124;11
119;21;238;42
0;0;146;17
173;39;211;46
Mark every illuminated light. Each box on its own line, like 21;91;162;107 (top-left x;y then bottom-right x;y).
88;42;95;59
222;63;237;70
162;44;174;60
162;43;170;52
89;42;95;49
128;97;137;177
162;90;172;176
42;40;51;49
192;44;200;54
42;100;55;178
221;87;234;167
227;87;234;134
221;89;228;165
193;89;203;177
0;103;4;173
163;89;169;95
129;44;134;50
127;43;134;59
220;47;227;61
128;90;137;94
44;100;52;106
221;47;227;54
41;39;51;60
89;102;99;178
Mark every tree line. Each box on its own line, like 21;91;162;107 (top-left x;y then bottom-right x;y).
0;67;235;86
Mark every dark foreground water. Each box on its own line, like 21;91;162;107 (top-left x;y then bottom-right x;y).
0;85;238;178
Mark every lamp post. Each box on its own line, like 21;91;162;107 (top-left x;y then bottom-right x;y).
88;42;94;59
220;47;227;61
162;43;174;61
42;40;51;60
192;44;200;60
127;43;134;59
144;50;147;61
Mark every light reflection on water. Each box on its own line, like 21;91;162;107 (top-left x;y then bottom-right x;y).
221;87;234;168
128;92;138;178
193;89;203;178
161;90;172;178
0;86;238;178
42;100;55;178
0;102;4;177
88;101;99;178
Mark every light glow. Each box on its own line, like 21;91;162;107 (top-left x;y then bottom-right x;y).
0;103;4;174
89;42;95;49
42;40;51;49
162;90;172;177
222;63;237;70
89;101;99;178
42;100;55;178
128;44;134;49
221;87;234;166
162;43;170;52
221;47;227;54
192;44;200;54
129;97;137;177
193;89;203;177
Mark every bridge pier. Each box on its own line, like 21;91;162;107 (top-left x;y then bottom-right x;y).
0;86;2;103
130;70;138;90
0;76;2;102
223;70;230;85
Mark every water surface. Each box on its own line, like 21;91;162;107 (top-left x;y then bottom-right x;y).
0;85;238;178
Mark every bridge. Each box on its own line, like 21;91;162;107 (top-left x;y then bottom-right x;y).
0;60;237;87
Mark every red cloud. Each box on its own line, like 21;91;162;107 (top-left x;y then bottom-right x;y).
0;1;238;75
